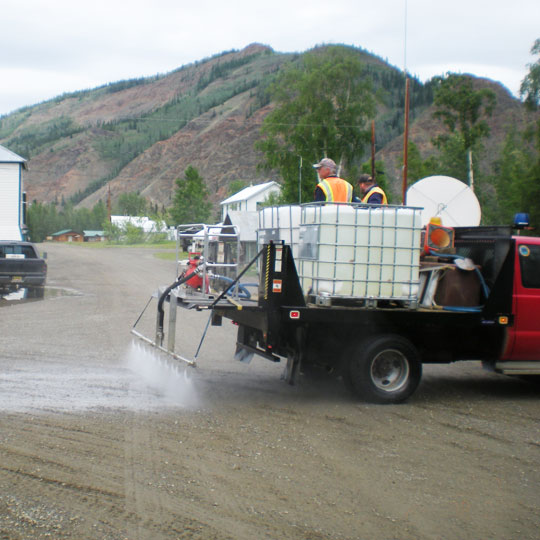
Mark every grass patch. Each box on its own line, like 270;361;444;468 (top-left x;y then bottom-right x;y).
154;251;184;261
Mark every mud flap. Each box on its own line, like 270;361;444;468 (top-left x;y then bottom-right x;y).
282;351;301;385
234;344;254;364
282;327;306;385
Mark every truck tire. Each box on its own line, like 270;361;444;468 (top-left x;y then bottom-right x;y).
344;334;422;404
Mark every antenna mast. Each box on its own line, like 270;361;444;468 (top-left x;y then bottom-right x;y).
371;121;376;180
401;0;409;205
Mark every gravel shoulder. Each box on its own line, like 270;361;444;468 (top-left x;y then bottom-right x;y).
0;243;538;539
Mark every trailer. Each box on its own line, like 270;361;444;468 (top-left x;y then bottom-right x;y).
132;204;540;404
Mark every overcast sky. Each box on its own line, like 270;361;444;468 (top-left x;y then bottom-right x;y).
1;0;538;117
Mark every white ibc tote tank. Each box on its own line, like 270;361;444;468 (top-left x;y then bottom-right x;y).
297;204;422;300
258;205;302;259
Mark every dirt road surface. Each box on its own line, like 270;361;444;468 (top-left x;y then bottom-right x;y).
0;243;538;539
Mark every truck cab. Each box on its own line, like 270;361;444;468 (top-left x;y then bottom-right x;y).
499;236;540;372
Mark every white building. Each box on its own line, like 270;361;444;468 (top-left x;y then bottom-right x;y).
0;144;27;241
222;210;260;263
218;182;282;263
111;215;168;233
220;181;280;221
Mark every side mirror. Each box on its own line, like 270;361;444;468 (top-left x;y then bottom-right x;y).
42;252;48;259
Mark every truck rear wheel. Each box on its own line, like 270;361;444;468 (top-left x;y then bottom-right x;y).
344;335;422;404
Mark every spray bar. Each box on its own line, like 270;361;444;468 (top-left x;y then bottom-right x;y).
130;328;196;366
131;238;267;367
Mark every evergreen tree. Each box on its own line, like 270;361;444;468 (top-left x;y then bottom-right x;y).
488;130;536;224
59;201;76;230
402;141;439;183
169;166;212;225
432;132;474;181
520;38;540;111
26;202;59;242
485;39;540;230
256;46;376;203
26;200;112;241
91;200;108;229
432;74;496;190
117;192;147;216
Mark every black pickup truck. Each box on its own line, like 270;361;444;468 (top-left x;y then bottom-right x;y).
0;241;47;294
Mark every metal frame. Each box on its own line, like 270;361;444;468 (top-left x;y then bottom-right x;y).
176;222;243;299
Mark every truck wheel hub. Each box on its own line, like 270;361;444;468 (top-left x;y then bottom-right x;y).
370;350;410;392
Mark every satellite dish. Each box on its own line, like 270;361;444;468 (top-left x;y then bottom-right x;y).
406;175;481;227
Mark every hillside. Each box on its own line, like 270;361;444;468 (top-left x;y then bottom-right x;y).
0;43;528;212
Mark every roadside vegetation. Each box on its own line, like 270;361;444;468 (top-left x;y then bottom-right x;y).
26;193;169;244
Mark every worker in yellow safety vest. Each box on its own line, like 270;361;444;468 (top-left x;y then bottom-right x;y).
313;158;353;203
355;173;388;205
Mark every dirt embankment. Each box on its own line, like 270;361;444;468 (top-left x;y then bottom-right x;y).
0;243;538;539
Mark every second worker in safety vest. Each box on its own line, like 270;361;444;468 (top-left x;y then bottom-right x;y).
354;173;388;205
313;158;354;203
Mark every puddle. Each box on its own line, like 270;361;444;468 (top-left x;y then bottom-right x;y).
0;286;82;306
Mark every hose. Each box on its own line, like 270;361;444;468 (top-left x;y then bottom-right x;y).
156;261;206;340
210;247;265;309
440;305;482;313
213;275;257;299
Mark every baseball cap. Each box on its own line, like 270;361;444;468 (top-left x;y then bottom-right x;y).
313;158;336;171
358;174;373;183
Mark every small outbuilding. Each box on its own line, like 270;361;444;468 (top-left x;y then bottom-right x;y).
111;216;168;234
220;181;281;221
83;230;106;242
51;229;84;242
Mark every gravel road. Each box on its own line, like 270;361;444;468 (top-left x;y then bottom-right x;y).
0;242;538;539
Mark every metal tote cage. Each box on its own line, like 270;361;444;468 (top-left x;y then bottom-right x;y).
258;203;423;305
176;223;242;296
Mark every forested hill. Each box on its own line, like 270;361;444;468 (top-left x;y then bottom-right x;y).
0;43;529;213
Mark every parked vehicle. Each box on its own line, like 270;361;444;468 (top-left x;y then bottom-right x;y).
0;241;47;294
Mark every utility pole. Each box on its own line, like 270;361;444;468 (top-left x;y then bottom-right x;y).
298;156;303;203
107;185;112;222
371;121;376;180
402;77;410;205
401;0;409;205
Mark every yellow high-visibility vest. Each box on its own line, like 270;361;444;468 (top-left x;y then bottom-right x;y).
361;186;388;205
